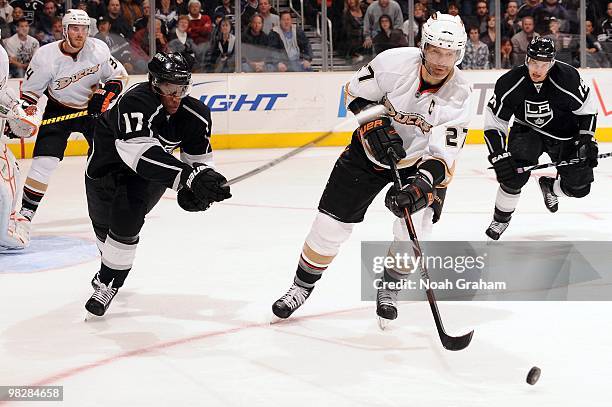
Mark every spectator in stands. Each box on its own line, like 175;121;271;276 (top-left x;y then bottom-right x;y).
269;10;312;71
463;0;488;34
156;0;178;35
502;1;520;38
533;0;568;34
402;2;426;44
8;0;42;25
363;0;402;50
242;14;273;72
341;0;366;65
34;0;57;41
3;17;38;78
0;0;12;39
120;0;143;27
37;15;62;44
168;14;201;62
207;16;235;72
447;2;459;17
480;15;496;65
8;6;22;35
95;16;134;71
132;16;168;55
257;0;279;34
75;0;99;36
134;1;149;32
83;0;106;20
106;0;133;39
372;14;406;55
544;17;573;64
214;0;234;20
0;0;13;27
462;25;489;69
511;16;539;61
241;0;258;28
429;0;447;13
597;2;611;47
500;37;518;68
586;19;608;68
517;0;541;20
187;0;212;46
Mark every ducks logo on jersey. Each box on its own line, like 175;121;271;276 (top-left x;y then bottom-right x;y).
54;64;100;91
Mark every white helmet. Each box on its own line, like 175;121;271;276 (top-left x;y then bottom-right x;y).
62;9;90;46
420;12;467;65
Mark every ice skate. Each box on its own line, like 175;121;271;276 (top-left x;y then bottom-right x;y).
538;176;559;213
485;219;510;241
376;286;398;330
85;281;119;319
272;282;314;319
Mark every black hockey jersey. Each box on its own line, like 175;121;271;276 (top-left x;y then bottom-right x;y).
483;61;598;153
86;82;213;190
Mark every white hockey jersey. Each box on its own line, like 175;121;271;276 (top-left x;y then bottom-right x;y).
345;47;473;183
21;38;128;109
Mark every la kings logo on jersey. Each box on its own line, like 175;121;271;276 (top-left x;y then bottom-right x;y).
54;65;101;90
524;100;553;128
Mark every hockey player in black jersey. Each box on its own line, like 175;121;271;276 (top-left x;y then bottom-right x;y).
484;37;599;240
83;52;231;317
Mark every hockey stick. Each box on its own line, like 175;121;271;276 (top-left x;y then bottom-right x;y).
515;152;612;174
387;148;474;351
40;110;88;126
224;105;387;186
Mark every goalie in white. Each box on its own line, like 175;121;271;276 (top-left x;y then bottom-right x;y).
0;45;41;251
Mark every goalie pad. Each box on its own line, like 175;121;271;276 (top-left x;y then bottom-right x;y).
0;143;29;251
0;88;41;138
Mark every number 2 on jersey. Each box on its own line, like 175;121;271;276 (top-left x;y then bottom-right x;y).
123;112;144;133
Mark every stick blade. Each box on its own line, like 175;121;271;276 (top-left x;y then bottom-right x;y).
441;329;474;351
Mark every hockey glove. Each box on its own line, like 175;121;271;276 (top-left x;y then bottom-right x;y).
385;172;434;217
177;187;212;212
575;135;598;168
181;164;232;203
88;80;122;117
430;187;446;224
488;150;516;184
359;116;406;165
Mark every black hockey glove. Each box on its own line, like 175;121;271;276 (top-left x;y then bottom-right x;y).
385;172;434;217
430;187;446;224
575;135;598;168
88;80;122;117
488;150;516;184
181;164;231;203
177;187;212;212
359;116;406;165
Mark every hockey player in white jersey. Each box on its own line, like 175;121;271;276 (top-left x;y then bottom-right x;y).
272;12;472;324
0;44;43;251
17;9;128;238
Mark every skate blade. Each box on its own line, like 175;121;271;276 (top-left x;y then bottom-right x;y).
377;317;390;331
84;311;103;321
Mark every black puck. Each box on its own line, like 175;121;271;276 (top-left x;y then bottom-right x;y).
526;366;541;385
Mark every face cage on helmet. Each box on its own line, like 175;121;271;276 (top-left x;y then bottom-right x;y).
151;77;193;98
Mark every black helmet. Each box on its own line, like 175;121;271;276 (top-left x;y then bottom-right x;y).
148;52;195;97
526;37;556;62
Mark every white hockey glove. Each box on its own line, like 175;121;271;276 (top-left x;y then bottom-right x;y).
0;88;42;138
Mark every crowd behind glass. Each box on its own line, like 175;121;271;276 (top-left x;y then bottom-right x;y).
1;0;610;76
